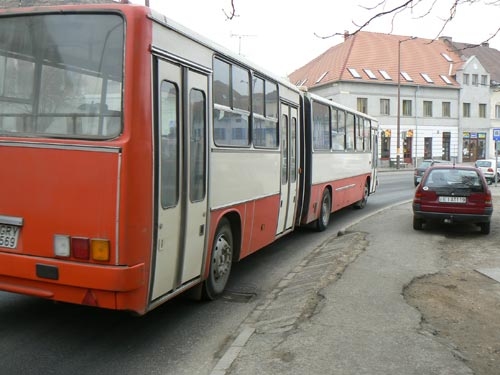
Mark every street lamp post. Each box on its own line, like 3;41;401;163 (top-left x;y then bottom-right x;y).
396;37;416;169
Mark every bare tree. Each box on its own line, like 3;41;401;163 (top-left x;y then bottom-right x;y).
222;0;499;46
315;0;500;45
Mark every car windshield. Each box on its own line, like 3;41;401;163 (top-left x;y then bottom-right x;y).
426;169;483;191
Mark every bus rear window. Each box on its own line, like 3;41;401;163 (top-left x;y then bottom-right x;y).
0;13;124;139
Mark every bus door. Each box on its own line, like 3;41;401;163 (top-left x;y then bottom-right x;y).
151;58;208;301
276;103;299;234
371;127;379;193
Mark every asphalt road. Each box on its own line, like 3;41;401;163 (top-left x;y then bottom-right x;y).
0;170;415;375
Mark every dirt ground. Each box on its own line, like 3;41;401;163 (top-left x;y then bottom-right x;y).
404;200;500;375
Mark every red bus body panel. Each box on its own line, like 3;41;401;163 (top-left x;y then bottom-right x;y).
0;5;154;314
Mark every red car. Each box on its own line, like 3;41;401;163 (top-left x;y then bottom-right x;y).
412;165;493;234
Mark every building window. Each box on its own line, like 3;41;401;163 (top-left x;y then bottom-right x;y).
463;102;471;118
357;97;367;113
481;75;488;86
472;74;478;86
442;102;451;117
423;101;433;117
496;105;500;119
363;68;377;79
402;100;412;116
380;99;390;115
440;75;452;85
348;68;362;78
315;71;328;83
401;71;413;81
479;103;487;118
379;70;392;80
421;73;434;83
463;74;469;85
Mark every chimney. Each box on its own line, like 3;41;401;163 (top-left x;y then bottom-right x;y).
481;42;489;47
344;31;350;40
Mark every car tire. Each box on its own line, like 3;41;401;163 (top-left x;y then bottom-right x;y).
413;216;423;230
479;222;490;235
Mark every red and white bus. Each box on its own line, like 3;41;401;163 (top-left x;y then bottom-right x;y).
0;2;378;315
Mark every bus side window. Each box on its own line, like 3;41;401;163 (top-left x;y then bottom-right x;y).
189;89;206;202
346;113;355;151
160;81;179;208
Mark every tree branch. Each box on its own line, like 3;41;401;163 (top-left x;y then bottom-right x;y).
222;0;238;20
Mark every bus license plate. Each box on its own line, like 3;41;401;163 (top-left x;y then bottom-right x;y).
439;196;466;204
0;224;20;249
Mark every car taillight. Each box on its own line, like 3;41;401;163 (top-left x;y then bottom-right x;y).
54;234;110;262
414;189;422;203
485;191;492;206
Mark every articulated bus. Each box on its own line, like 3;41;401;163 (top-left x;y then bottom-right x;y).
0;3;378;315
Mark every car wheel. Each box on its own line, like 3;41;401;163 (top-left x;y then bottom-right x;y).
479;222;490;235
413;216;423;230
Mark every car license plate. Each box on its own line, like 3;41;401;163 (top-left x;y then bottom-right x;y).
439;196;466;204
0;223;20;249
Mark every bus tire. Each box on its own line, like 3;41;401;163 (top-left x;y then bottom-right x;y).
203;218;233;300
316;189;331;232
354;180;369;209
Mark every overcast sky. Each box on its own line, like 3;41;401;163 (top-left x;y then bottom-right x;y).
129;0;500;78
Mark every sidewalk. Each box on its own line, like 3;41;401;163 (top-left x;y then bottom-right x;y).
211;186;500;375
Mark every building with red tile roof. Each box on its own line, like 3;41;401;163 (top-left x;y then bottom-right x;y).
289;31;495;165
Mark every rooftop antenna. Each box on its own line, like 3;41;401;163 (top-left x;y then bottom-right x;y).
231;33;256;55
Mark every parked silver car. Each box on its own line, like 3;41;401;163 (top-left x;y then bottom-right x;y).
475;159;500;184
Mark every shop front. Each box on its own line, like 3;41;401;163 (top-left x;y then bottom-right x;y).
462;132;487;162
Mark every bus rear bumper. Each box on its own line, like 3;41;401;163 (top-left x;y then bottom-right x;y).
0;252;145;311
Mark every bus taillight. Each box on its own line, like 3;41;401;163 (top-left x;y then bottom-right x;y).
54;235;110;262
91;239;110;261
72;237;90;259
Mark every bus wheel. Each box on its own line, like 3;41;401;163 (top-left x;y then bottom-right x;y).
203;218;233;300
354;181;369;209
316;189;331;232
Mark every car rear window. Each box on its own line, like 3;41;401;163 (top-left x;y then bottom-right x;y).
426;169;483;191
476;161;492;168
